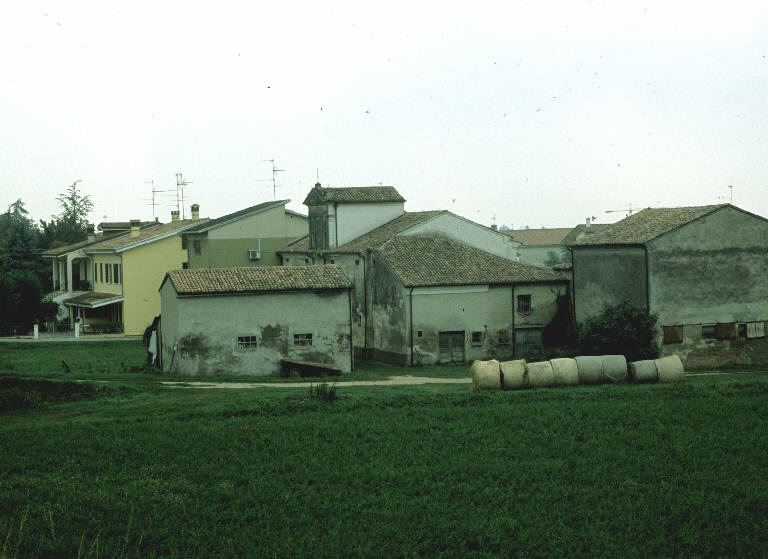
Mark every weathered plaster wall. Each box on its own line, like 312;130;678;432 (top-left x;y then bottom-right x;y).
367;255;409;364
516;245;561;267
402;213;520;261
572;246;647;323
160;286;352;375
659;323;768;368
335;202;404;247
323;253;366;356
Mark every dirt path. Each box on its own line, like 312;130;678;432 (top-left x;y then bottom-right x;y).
160;375;472;389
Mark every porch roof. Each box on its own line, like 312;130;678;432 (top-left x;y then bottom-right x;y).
63;292;124;308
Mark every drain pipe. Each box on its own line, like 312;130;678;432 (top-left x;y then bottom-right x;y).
511;284;516;358
410;286;415;366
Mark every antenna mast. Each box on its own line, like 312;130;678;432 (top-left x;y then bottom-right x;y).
175;173;193;219
261;159;285;199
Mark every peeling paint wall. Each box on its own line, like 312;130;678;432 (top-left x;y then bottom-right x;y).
572;245;647;323
160;282;351;375
367;253;409;364
661;323;768;368
323;253;366;357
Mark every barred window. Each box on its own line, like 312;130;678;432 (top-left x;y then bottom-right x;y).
236;336;258;351
517;294;532;314
294;333;313;346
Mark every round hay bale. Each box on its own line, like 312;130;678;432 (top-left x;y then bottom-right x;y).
575;356;604;384
601;355;628;383
655;355;685;383
471;360;501;390
550;358;579;386
628;360;658;383
527;361;555;388
500;359;528;390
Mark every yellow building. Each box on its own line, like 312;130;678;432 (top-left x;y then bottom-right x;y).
64;212;205;335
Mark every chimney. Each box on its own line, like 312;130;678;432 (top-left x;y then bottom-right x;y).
87;224;95;243
130;219;141;237
171;210;180;222
491;224;498;231
191;204;200;221
586;217;591;230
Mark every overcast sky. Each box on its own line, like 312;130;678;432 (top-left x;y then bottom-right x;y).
2;1;767;230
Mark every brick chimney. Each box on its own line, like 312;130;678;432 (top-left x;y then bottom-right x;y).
491;224;498;231
130;219;141;237
87;224;95;242
191;204;200;221
171;210;180;222
586;217;591;230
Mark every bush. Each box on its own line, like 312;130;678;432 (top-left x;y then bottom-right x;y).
579;302;659;361
308;383;336;403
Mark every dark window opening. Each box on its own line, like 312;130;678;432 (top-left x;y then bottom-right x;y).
498;329;510;345
517;294;532;314
663;325;683;344
417;330;423;338
294;333;313;346
329;259;334;264
114;263;120;284
355;260;360;265
236;335;258;351
471;331;483;346
193;240;201;256
701;324;717;339
181;237;187;250
182;262;189;269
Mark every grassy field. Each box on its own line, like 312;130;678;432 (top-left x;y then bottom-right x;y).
1;342;767;557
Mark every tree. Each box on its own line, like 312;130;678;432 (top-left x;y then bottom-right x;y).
46;180;94;245
579;302;659;361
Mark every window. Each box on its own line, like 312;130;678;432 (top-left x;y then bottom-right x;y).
99;263;103;283
355;260;360;265
417;330;423;338
113;263;120;284
663;325;683;344
517;294;532;314
236;335;258;352
182;262;189;270
515;328;543;345
106;264;112;283
181;237;187;250
329;259;335;264
497;329;510;345
471;331;483;346
294;333;313;346
193;240;201;256
701;324;717;339
747;321;766;339
716;323;737;340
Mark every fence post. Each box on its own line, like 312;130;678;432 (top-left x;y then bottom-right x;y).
33;320;39;340
74;319;80;339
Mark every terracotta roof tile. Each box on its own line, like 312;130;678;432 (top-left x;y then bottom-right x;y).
86;219;202;252
303;185;405;205
377;236;566;287
166;265;351;295
572;205;726;246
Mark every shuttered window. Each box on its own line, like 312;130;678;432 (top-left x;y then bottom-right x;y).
662;325;683;344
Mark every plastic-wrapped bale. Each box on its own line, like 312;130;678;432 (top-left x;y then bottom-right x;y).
655;355;685;383
500;360;528;390
471;360;501;390
628;360;659;383
601;355;628;383
527;361;555;388
575;356;604;384
550;358;579;386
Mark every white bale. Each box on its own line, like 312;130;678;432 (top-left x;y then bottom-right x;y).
500;360;528;390
471;360;501;390
601;355;628;383
575;356;604;385
655;355;685;383
550;358;579;386
629;360;658;383
527;361;555;388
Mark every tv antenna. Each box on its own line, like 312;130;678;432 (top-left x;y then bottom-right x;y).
141;180;172;219
718;185;733;204
259;159;285;199
605;204;639;217
175;173;193;218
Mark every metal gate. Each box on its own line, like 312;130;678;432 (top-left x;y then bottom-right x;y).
438;331;465;363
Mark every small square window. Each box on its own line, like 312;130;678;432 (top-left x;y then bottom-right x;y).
193;240;201;255
181;237;187;250
236;335;258;351
701;324;717;339
663;325;683;344
517;294;531;314
355;260;360;265
182;262;189;269
294;333;313;346
471;331;483;346
417;330;423;338
329;259;335;264
498;329;510;345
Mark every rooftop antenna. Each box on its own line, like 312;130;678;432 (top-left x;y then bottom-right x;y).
728;185;733;204
605;204;638;217
175;173;193;218
260;159;285;199
316;168;320;184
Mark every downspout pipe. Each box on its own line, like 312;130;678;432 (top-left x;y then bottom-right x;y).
348;287;354;372
409;286;415;366
362;252;368;359
511;283;516;358
643;245;650;312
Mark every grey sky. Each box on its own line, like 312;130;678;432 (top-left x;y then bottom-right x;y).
2;1;767;230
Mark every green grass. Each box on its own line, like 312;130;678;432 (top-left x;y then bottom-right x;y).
1;369;767;558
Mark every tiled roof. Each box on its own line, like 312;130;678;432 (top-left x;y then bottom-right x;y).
276;211;443;254
166;265;351;295
561;223;611;244
303;185;405;205
572;205;726;246
98;220;155;231
377;236;566;287
42;237;101;257
182;200;292;233
504;227;574;246
85;219;202;252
